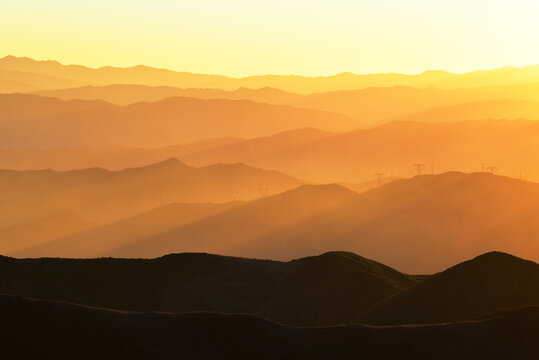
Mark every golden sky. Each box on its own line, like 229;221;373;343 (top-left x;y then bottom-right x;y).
2;0;539;77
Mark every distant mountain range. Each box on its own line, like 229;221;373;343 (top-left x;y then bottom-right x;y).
0;94;354;148
3;55;539;93
4;118;539;184
0;158;300;227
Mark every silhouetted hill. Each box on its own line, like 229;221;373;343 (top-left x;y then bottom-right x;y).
2;294;538;359
362;252;539;325
0;251;416;326
0;159;300;227
0;94;355;148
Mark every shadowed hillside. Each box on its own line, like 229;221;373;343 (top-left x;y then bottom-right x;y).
0;158;300;227
1;294;538;359
362;252;539;325
0;252;416;326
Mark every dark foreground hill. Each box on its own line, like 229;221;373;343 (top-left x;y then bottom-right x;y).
2;294;538;360
0;252;417;326
362;252;539;325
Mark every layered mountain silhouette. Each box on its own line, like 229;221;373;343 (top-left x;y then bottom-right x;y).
180;118;539;183
17;173;534;273
0;93;112;123
0;94;354;148
32;84;302;105
0;137;244;171
0;252;417;326
0;68;87;92
14;184;354;258
393;99;539;123
0;158;300;227
3;294;538;359
362;252;539;325
4;55;539;93
25;82;539;125
13;202;242;258
15;173;539;273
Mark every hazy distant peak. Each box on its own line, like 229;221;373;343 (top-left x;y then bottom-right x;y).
139;157;189;170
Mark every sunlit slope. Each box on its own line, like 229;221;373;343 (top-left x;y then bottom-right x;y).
0;213;97;255
0;94;354;148
13;202;243;258
91;173;539;273
362;252;539;325
181;119;539;183
0;159;300;227
394;100;539;123
99;184;359;258
4;56;539;93
287;84;539;123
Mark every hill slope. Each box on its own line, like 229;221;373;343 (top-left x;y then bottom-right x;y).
0;213;97;255
103;184;358;259
12;202;242;257
2;294;538;359
0;252;416;326
362;252;539;325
